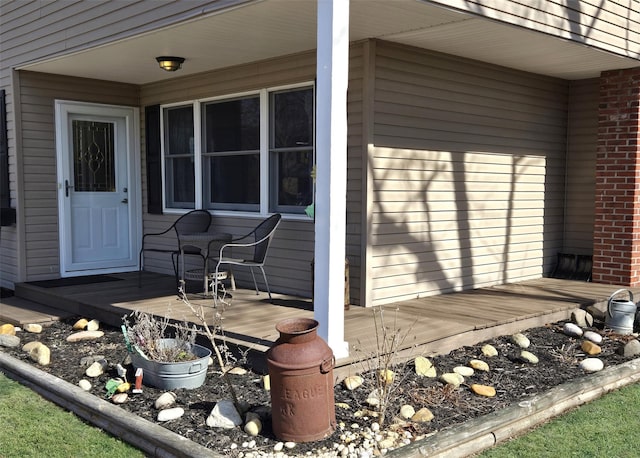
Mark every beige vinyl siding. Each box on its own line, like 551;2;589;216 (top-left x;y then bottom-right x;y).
346;42;365;305
432;0;640;58
369;41;568;305
0;1;247;69
17;71;138;280
140;48;365;300
564;78;598;254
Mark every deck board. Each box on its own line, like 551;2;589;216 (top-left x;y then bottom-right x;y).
7;272;637;378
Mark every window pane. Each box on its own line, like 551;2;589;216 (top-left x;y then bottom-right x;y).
203;97;259;152
204;154;260;210
165;157;195;207
273;150;313;208
271;88;314;149
164;105;194;208
165;106;194;156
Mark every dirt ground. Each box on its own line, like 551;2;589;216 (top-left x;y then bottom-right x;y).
1;316;635;456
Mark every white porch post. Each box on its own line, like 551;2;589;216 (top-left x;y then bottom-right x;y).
314;0;349;359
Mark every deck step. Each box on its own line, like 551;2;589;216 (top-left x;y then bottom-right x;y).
0;294;73;325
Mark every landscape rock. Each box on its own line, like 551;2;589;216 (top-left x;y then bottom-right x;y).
86;319;100;331
343;375;364;390
0;334;20;348
469;359;489;372
585;305;606;323
0;323;16;336
72;318;89;330
414;356;437;377
571;309;593;328
511;333;530;348
158;407;185;422
378;369;395;385
520;350;539;364
85;359;107;377
23;323;43;333
563;322;583;338
78;379;92;391
378;438;395;450
411;407;434;423
440;372;464;387
620;339;640;358
111;393;128;404
470;384;496;397
581;340;601;355
155;392;177;409
206;400;242;429
227;367;247;375
580;358;604;373
29;343;50;365
66;330;105;342
244;412;262;436
22;341;42;352
583;330;603;344
453;366;474;377
366;389;381;406
399;404;415;420
481;344;498;357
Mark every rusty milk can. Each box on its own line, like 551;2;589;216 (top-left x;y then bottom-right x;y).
266;317;336;442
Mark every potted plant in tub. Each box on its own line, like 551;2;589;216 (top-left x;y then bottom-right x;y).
122;310;211;390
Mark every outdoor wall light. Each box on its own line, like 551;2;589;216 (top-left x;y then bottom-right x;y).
155;56;185;72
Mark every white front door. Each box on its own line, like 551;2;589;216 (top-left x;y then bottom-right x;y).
56;101;141;276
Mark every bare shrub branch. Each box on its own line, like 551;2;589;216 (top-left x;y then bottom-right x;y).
352;305;418;425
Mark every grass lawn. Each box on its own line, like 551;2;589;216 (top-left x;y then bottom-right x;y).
0;371;144;458
479;381;640;457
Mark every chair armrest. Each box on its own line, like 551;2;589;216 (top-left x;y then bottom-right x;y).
214;240;257;260
141;227;175;249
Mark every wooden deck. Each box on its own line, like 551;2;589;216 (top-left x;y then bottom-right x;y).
3;272;636;380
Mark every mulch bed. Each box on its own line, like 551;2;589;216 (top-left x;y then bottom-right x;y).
1;316;637;456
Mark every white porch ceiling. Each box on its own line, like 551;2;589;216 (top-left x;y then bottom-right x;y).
18;0;640;84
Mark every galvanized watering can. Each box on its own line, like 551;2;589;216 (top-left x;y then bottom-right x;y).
605;289;637;335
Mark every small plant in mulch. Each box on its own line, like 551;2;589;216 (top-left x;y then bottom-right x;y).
122;309;198;362
352;305;418;426
409;383;471;411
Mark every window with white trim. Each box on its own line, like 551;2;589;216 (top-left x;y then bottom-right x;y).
163;105;194;208
162;84;314;215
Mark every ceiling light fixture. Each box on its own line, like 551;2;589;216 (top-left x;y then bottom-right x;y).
155;56;185;72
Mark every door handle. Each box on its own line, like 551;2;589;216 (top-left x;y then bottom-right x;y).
65;180;74;197
121;198;128;204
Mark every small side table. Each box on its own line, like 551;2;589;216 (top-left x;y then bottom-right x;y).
179;232;233;296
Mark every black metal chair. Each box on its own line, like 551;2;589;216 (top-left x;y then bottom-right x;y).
138;210;212;289
211;213;282;302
